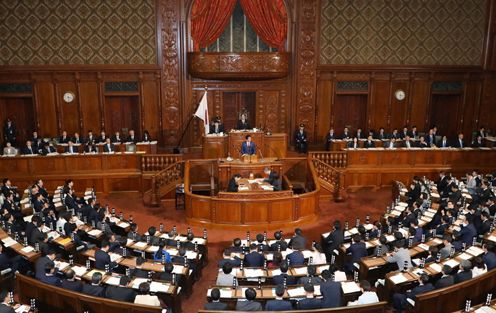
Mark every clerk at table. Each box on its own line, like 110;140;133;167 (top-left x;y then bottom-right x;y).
236;113;251;130
227;174;241;192
209;116;225;134
241;135;256;155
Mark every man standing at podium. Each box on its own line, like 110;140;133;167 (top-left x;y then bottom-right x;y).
241;135;256;155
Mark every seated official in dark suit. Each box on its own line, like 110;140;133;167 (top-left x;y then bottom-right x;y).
454;260;473;283
297;265;323;285
295;124;308;153
97;130;107;144
41;142;57;155
325;128;336;150
320;270;342;308
40;262;62;287
289;228;307;251
403;136;415;148
453;133;465;148
95;240;116;271
392;274;434;312
435;265;454;289
61;269;83;292
375;127;386;140
241;135;256;155
364;136;375;148
111;131;124;143
21;140;37;155
345;234;367;273
236;113;251;130
65;141;78;154
130;257;149;278
102;138;115;153
209;116;225;134
59;130;70;144
142;130;152;142
418;136;429;148
348;137;359;149
105;276;137;303
0;289;17;313
265;285;293;311
204;288;229;310
439;136;450;148
270;231;288;251
263;167;281;191
72;132;83;144
85;131;95;144
273;262;297;285
126;129;138;143
227;174;241;192
82;272;106;297
235;287;262;311
472;136;484;148
297;284;322;310
244;245;264;267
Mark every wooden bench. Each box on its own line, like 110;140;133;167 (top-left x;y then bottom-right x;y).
16;273;165;313
199;301;387;313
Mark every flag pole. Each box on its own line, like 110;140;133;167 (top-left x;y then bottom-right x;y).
173;86;208;154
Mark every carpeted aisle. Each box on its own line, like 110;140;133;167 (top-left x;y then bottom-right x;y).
99;187;391;312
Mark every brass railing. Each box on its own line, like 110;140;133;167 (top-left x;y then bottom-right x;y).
309;151;348;168
141;154;182;172
312;158;344;201
149;161;184;206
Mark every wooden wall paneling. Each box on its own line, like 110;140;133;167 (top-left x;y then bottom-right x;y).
315;76;332;144
159;0;182;147
460;78;482;141
479;73;496;132
390;80;410;130
79;80;100;135
97;73;105;131
370;74;390;131
141;75;161;141
409;74;430;132
257;90;280;132
294;0;319;142
57;80;80;134
34;80;57;137
483;0;496;70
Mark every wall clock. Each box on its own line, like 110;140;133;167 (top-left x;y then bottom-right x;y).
63;91;75;103
394;89;406;101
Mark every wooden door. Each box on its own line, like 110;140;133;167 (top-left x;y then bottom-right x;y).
0;97;35;146
333;95;367;136
430;94;460;138
104;96;140;136
222;92;256;131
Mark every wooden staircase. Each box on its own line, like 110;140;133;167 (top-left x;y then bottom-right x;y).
141;154;183;207
309;152;347;201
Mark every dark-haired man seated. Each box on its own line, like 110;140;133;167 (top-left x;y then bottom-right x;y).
204;288;229;310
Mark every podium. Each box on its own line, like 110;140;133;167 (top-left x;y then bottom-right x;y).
241;154;258;163
202;131;287;159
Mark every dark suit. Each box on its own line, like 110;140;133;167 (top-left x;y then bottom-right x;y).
393;283;434;311
126;135;138;144
22;146;36;155
94;249;112;270
435;275;454;289
348;141;359;149
209;124;225;134
272;273;297;286
235;300;262;311
265;299;293;311
29;227;46;246
364;140;375;148
227;178;238;192
103;143;115;153
62;279;83;292
236;120;251;130
320;281;342;308
59;136;70;144
295;130;308;153
325;133;336;150
204;302;229;310
96;136;107;144
111;136;124;144
458;223;477;246
0;303;15;313
241;141;256;155
454;270;472;283
325;229;344;256
65;145;79;154
245;251;264;267
439;139;450;148
270;240;288;251
84;145;98;153
35;256;51;279
40;274;62;286
286;250;305;266
289;235;306;250
105;285;137;302
82;284;106;297
346;242;367;272
453;139;465;148
297;298;322;310
483;251;496;270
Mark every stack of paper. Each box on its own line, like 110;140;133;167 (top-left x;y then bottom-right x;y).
390;273;408;284
341;281;361;294
87;229;102;237
287;287;305;297
243;269;265;278
150;282;170;293
132;278;148;289
1;237;17;247
21;246;34;253
105;276;120;286
71;266;88;277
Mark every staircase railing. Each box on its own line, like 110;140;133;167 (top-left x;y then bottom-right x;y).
148;161;184;206
311;158;344;201
141;154;182;172
308;151;347;168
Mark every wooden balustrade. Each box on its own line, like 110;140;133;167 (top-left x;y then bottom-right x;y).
149;161;184;206
312;159;344;202
309;151;348;168
141;154;182;172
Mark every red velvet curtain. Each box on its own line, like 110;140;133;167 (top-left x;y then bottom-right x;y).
239;0;287;51
191;0;237;51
